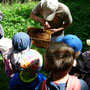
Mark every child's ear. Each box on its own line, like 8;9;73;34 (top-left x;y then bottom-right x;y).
75;51;80;58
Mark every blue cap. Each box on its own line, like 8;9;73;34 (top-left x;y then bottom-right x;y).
12;32;32;51
56;34;82;53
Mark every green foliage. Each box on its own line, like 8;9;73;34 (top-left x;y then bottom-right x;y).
0;0;29;4
64;0;90;52
0;55;10;90
0;2;39;38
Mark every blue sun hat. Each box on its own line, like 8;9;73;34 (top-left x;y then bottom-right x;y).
12;32;32;51
56;34;83;53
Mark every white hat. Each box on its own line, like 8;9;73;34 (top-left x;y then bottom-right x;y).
41;0;59;21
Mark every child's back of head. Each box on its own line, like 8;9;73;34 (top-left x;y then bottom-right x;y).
12;32;32;51
56;34;83;58
45;42;75;75
19;49;43;76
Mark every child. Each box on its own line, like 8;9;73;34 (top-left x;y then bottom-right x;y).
0;10;4;38
9;49;46;90
39;42;89;90
4;32;32;78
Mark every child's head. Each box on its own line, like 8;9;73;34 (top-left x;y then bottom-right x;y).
45;42;75;76
56;34;83;58
19;49;43;75
12;32;32;51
